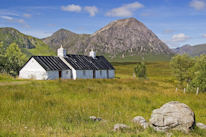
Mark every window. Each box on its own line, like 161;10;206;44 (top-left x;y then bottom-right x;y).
83;70;86;76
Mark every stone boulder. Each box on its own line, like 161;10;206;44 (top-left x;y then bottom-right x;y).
89;116;102;122
132;116;148;129
113;123;129;131
196;123;206;129
149;101;195;132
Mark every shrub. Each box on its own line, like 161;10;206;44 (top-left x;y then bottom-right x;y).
190;55;206;92
170;54;194;84
4;43;26;76
134;62;146;78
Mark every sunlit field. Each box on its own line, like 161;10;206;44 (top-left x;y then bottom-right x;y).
0;62;206;137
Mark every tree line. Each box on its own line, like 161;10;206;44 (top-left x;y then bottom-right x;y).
170;54;206;92
0;42;26;76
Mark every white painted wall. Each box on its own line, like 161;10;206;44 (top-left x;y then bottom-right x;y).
19;58;48;80
19;57;72;80
108;70;115;78
46;71;59;80
76;70;93;79
95;70;107;79
62;70;72;79
71;69;76;80
19;57;115;80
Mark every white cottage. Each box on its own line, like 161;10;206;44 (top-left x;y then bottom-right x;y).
19;46;115;80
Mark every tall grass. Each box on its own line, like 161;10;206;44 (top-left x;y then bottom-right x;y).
0;62;206;137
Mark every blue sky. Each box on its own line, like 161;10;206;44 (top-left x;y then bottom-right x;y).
0;0;206;48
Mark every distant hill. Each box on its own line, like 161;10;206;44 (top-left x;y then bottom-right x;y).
43;18;173;59
173;44;206;56
0;27;55;56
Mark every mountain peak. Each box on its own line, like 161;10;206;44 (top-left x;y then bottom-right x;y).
54;28;77;35
43;17;173;57
92;18;145;36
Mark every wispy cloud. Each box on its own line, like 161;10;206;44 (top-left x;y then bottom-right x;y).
23;13;32;18
0;16;13;21
202;34;206;38
0;15;29;28
106;2;144;17
0;10;19;17
190;0;206;10
84;6;98;16
172;33;190;42
61;4;82;12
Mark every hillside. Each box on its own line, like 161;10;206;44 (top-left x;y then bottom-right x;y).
0;62;206;136
174;44;206;56
43;18;173;58
0;27;55;56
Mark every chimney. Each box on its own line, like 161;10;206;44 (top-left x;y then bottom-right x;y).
57;45;67;57
89;49;96;59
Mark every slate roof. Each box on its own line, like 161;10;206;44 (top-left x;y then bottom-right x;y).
32;56;70;71
64;54;114;70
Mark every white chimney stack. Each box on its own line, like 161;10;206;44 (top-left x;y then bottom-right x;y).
57;45;67;57
89;49;96;59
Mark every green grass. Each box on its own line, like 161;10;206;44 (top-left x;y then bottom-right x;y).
0;27;55;57
28;42;55;56
0;62;206;137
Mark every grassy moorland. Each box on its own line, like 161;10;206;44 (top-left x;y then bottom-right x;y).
0;62;206;137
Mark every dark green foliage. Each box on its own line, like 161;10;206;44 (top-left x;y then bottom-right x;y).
170;54;206;92
134;62;147;78
170;54;194;84
0;43;26;76
190;55;206;92
0;42;6;73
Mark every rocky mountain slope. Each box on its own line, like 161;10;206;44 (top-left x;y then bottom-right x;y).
43;18;173;58
0;27;54;56
174;44;206;56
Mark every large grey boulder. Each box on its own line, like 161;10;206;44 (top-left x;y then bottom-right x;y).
132;116;148;129
149;101;195;133
196;123;206;129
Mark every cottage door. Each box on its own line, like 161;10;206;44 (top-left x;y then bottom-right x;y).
59;71;62;79
93;70;96;79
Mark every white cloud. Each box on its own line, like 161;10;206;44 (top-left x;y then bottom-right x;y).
0;10;19;17
172;33;190;42
61;4;82;12
23;13;32;18
0;16;13;21
202;34;206;38
0;15;29;28
190;0;206;10
84;6;98;16
106;2;144;17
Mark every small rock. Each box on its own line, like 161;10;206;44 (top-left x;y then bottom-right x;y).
196;123;206;129
149;101;195;133
89;116;97;120
89;116;102;121
113;123;129;131
166;132;173;137
132;116;148;129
